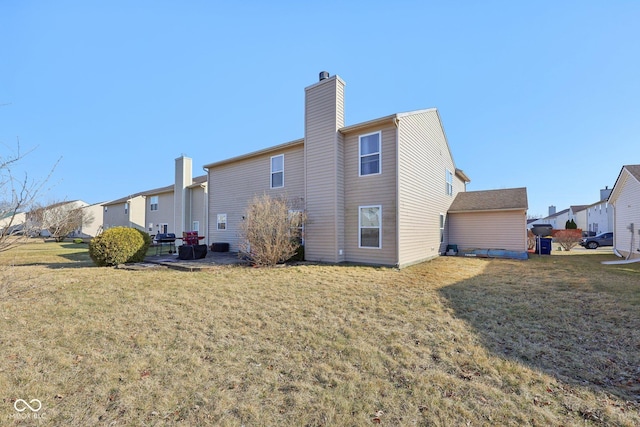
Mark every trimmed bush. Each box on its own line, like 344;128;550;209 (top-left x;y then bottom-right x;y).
73;238;84;244
89;227;151;267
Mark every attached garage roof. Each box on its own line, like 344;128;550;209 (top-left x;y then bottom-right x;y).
449;187;528;213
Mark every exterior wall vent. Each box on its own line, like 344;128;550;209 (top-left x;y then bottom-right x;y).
319;71;330;81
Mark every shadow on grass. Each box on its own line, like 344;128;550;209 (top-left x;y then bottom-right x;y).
439;255;640;403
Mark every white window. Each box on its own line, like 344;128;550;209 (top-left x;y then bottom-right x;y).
104;206;108;212
446;169;453;196
359;205;381;248
148;223;153;232
359;132;381;176
158;223;168;234
271;154;284;188
192;221;200;232
440;214;445;243
217;214;227;230
124;203;129;214
150;196;159;211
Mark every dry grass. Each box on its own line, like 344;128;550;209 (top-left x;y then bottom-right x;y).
1;242;639;426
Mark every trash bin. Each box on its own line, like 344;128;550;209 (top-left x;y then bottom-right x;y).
536;237;552;255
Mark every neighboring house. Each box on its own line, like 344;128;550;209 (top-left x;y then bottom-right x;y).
585;187;614;235
69;202;105;238
447;188;528;257
205;72;471;267
103;156;208;240
0;211;27;235
608;164;640;259
531;207;570;230
568;205;588;230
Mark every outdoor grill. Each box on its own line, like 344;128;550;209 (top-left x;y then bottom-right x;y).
154;233;176;255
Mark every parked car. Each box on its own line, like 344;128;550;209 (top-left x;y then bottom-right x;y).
579;232;613;249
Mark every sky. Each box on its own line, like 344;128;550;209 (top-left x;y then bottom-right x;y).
1;1;639;218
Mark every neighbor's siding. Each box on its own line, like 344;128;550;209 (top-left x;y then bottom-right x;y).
103;196;146;231
208;144;305;251
612;171;640;259
146;191;174;235
304;76;345;263
189;184;207;242
448;210;527;251
397;110;466;267
343;124;397;266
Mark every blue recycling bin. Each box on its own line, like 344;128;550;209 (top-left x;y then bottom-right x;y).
536;237;552;255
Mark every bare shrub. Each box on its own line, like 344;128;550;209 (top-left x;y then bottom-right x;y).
555;229;582;251
238;194;305;267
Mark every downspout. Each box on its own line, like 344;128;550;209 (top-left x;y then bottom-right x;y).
202;167;209;247
393;116;400;267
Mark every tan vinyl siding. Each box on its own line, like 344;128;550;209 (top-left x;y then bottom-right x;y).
103;196;146;231
189;185;207;241
102;202;128;230
304;76;344;263
208;145;305;251
396;110;465;267
146;191;175;235
448;210;527;251
343;125;397;265
612;172;640;259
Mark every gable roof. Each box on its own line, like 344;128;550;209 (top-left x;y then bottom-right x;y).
448;187;527;213
570;205;588;213
609;164;640;204
103;175;207;206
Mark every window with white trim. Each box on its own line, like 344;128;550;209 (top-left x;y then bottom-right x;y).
124;203;129;214
446;169;453;196
192;221;200;232
150;196;159;211
271;154;284;188
359;131;381;176
359;205;381;248
217;214;227;230
440;214;445;243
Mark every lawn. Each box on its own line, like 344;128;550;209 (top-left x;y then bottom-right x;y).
1;241;639;426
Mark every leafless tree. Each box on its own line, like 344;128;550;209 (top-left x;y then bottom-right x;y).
238;194;306;267
29;201;85;242
0;140;57;251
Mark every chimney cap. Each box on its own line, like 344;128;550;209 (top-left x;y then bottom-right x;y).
319;71;330;81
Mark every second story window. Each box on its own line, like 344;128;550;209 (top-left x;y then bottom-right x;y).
446;169;453;196
124;203;129;214
271;154;284;188
360;131;381;176
150;196;159;211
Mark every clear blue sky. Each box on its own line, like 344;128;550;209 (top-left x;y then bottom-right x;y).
2;1;639;217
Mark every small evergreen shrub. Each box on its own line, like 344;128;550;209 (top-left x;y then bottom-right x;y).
89;227;151;267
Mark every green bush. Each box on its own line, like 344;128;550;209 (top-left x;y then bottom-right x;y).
89;227;151;267
73;238;84;244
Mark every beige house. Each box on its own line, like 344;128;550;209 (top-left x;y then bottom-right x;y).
205;73;471;267
447;188;528;258
103;156;208;240
609;164;640;259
